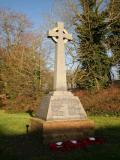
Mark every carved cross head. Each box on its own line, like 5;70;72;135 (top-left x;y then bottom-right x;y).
48;22;72;43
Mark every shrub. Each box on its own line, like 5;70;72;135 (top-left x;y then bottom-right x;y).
73;84;120;116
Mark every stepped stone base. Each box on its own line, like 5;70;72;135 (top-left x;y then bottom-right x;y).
30;118;95;144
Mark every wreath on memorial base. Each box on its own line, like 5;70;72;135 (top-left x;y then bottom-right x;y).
49;137;105;152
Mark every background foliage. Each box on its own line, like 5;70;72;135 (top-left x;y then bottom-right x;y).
0;0;120;113
0;9;52;112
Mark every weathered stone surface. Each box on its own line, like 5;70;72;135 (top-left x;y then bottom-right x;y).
30;118;95;143
31;22;95;143
36;91;87;121
48;22;72;91
36;22;87;121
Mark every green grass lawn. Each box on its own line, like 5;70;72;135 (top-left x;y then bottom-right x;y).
0;110;30;135
0;110;120;160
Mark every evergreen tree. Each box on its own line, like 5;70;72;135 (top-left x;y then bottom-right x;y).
107;0;120;66
74;0;110;90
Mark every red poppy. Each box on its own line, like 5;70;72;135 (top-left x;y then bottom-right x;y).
49;143;57;151
63;141;77;151
49;137;105;152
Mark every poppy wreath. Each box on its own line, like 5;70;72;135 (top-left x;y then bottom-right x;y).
49;137;105;151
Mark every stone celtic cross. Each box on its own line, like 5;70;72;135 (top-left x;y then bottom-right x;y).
48;22;72;91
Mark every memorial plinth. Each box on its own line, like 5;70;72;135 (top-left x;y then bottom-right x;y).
30;118;94;143
36;91;87;121
30;22;95;143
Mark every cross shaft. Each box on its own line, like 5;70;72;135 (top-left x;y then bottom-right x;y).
48;22;72;91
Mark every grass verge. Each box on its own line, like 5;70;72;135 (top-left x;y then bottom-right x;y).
0;110;120;160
